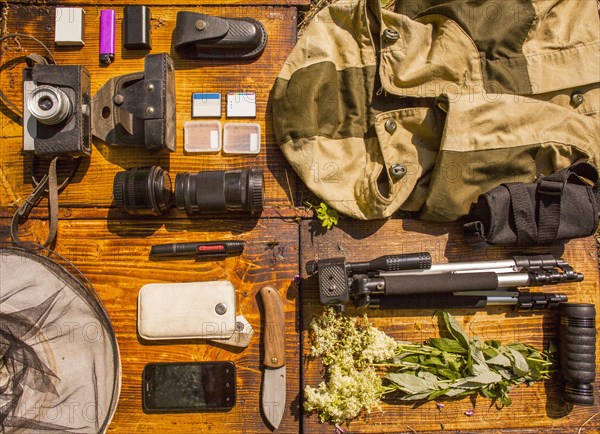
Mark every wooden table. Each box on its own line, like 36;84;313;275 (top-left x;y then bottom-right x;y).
1;1;598;433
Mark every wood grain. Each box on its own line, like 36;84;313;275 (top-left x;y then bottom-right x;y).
3;2;600;433
260;285;286;368
1;217;301;433
300;219;600;433
0;4;299;215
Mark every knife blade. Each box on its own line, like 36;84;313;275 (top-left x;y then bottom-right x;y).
260;285;286;429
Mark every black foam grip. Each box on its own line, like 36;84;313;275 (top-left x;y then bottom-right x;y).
559;303;596;406
383;272;499;296
371;253;432;271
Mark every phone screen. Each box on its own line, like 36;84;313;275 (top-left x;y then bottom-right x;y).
143;361;236;412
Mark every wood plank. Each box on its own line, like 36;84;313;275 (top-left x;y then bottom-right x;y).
1;217;302;433
3;0;310;7
0;4;298;210
299;219;600;433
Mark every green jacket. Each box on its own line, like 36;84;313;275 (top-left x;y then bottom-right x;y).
273;0;600;220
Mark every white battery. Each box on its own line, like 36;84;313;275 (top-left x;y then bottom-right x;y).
226;92;256;118
192;92;222;118
55;8;85;47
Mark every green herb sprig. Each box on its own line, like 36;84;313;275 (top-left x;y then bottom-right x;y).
382;312;553;407
306;202;339;230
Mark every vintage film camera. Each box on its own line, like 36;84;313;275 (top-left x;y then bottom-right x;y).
23;64;92;157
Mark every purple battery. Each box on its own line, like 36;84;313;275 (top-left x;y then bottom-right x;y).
99;9;116;64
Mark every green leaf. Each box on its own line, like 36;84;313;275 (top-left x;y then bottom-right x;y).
487;354;512;368
420;356;446;367
434;367;462;381
470;346;493;376
482;346;499;359
451;371;503;389
443;353;464;373
500;393;512;407
428;337;468;354
506;342;532;353
313;202;338;230
508;347;530;377
439;312;472;370
396;354;421;364
418;371;441;382
385;372;440;394
427;388;451;400
480;387;498;399
494;367;513;380
398;391;436;401
444;388;475;397
486;340;502;349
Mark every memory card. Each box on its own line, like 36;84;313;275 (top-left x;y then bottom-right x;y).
192;92;222;118
226;92;256;118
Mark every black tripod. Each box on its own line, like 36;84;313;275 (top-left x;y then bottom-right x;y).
307;253;582;311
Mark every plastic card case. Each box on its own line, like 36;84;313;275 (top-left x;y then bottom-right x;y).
223;122;260;155
184;121;222;153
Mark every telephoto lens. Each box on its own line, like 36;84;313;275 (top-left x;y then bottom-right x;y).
174;168;264;215
113;166;172;216
558;303;596;405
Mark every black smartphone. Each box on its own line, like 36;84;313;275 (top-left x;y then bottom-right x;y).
142;361;236;413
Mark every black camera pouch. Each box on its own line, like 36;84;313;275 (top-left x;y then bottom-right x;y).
463;162;600;248
174;12;267;60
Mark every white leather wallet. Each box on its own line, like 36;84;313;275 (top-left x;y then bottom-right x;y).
138;281;238;341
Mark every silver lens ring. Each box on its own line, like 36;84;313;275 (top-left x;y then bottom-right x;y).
27;85;72;125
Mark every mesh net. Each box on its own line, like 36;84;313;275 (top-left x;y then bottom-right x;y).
0;246;120;433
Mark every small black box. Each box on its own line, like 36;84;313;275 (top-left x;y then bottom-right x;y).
123;6;151;50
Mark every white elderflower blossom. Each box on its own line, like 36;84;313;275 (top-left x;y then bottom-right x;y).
305;310;389;425
304;365;383;425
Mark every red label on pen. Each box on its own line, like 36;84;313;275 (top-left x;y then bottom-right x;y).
198;245;225;253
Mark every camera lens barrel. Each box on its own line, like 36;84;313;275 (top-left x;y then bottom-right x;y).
27;85;72;125
558;303;596;406
174;169;264;215
113;166;172;216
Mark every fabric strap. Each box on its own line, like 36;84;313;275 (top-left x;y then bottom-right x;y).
11;157;81;248
536;162;599;244
506;183;537;245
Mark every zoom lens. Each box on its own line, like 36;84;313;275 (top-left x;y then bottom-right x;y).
27;85;72;125
174;169;263;215
113;166;172;216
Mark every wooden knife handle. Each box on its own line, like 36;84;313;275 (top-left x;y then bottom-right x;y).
260;285;285;368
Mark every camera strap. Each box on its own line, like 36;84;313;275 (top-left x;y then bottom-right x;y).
11;156;80;247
